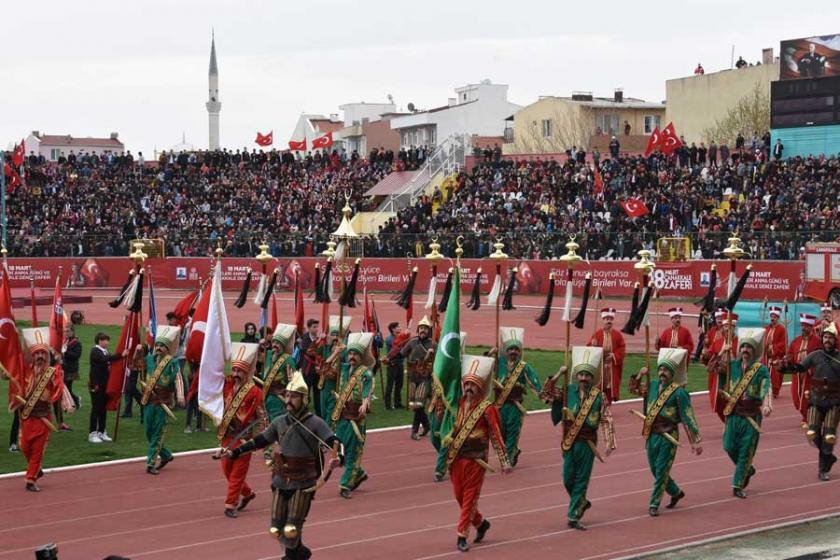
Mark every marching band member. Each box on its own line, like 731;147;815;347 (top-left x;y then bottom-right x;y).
227;371;340;560
785;323;840;481
15;328;75;491
629;348;702;516
401;316;436;440
261;323;298;421
719;329;771;498
655;307;694;355
492;327;542;467
763;306;788;399
136;325;185;475
587;308;626;402
783;314;821;424
215;342;267;518
444;354;511;552
541;346;614;529
331;332;375;499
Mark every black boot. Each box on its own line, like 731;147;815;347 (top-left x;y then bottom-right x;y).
474;519;490;543
666;491;685;509
649;507;659;517
457;536;469;552
733;488;747;499
297;545;312;560
567;519;586;530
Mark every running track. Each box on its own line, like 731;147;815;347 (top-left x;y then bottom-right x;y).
2;394;838;560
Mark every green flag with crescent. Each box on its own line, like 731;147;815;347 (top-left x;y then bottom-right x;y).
433;267;461;442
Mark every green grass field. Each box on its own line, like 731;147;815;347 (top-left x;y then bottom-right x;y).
0;323;708;474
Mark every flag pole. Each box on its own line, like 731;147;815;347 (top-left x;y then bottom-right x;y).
722;233;746;392
29;274;38;326
559;237;583;386
489;238;508;385
113;242;148;442
633;249;656;371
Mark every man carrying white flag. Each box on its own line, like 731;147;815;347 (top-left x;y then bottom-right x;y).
199;261;232;424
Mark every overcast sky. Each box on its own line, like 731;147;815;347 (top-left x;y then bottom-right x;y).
3;0;837;155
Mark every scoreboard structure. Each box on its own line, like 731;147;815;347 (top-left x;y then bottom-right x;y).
771;34;840;157
771;76;840;129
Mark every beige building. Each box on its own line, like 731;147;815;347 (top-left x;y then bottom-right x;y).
665;62;779;143
505;91;665;154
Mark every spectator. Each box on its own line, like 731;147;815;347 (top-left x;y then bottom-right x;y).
241;322;259;343
735;56;748;69
609;136;620;158
62;325;82;410
694;63;705;75
383;322;405;410
773;138;784;161
623;121;631;135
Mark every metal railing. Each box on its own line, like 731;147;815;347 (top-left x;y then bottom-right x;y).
6;230;836;260
376;135;466;213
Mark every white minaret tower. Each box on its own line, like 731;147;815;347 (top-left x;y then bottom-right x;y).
206;30;221;150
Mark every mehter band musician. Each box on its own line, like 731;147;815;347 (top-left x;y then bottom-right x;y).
227;371;340;560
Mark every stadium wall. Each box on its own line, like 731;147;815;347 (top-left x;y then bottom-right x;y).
666;63;779;143
5;257;804;300
771;125;840;158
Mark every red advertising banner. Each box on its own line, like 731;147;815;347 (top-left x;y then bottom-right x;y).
4;257;806;301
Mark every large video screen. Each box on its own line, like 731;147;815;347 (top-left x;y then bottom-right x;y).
781;35;840;80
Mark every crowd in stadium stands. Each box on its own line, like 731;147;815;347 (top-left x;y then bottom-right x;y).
4;137;838;260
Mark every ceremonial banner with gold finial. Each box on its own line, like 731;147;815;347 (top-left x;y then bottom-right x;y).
433;267;461;443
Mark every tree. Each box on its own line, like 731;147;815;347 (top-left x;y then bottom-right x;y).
702;83;770;144
515;104;594;153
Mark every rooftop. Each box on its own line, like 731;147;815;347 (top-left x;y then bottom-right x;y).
32;134;124;148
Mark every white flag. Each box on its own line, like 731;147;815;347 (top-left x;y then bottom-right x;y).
425;276;438;310
727;271;736;298
561;280;573;322
486;274;502;306
198;261;231;424
252;272;267;305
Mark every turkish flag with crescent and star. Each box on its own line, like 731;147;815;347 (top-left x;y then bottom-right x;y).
255;131;273;146
644;126;663;156
185;284;212;364
12;140;25;167
621;198;649;218
0;266;25;406
311;132;333;149
288;139;307;151
660;123;683;156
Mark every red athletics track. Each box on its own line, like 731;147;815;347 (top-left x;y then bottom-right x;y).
1;394;838;560
45;289;689;352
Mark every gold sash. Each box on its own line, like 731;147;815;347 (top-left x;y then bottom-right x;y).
445;400;492;468
216;381;255;444
723;362;763;416
561;386;601;451
21;367;55;420
642;382;680;440
141;355;173;405
493;360;528;406
330;365;367;425
262;353;289;397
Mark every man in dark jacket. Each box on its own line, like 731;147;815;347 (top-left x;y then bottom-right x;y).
88;333;126;443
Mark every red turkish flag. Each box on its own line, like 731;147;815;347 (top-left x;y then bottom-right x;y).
0;266;25;406
106;310;141;411
644;127;663;156
621;198;649;218
311;132;333;149
48;273;64;354
288;139;307;151
660;123;683;156
3;163;21;195
173;289;200;327
184;285;211;364
12;140;25;167
255;131;273;146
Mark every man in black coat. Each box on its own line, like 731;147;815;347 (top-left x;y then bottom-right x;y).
88;333;126;443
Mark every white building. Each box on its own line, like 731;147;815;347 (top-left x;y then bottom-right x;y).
25;131;125;161
389;80;521;147
339;102;396;128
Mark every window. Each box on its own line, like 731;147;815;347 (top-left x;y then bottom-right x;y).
541;119;553;138
50;148;61;161
596;114;619;135
644;115;661;134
